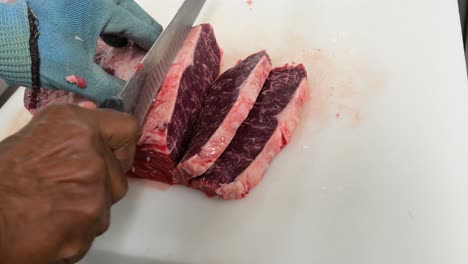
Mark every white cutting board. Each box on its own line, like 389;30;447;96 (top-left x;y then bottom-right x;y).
2;0;468;263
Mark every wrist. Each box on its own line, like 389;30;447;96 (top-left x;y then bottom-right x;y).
0;139;58;264
0;207;11;262
0;142;13;262
0;139;26;263
0;155;13;262
0;207;5;258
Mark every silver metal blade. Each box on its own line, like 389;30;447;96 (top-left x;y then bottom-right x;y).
119;0;206;125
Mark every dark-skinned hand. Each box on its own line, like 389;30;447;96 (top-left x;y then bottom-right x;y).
0;103;140;263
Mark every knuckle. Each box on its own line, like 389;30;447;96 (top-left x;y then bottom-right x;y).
76;124;97;140
127;114;139;131
80;200;106;221
125;114;140;134
97;219;110;236
101;215;111;232
81;158;107;185
38;103;99;143
121;113;140;137
121;175;129;194
96;212;111;236
113;148;134;173
90;155;107;172
113;178;128;203
60;238;94;263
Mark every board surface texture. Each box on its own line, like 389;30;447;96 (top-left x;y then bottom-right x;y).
0;0;468;263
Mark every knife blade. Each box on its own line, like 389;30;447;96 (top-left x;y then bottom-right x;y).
100;0;206;126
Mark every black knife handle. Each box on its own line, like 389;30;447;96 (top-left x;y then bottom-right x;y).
100;96;125;112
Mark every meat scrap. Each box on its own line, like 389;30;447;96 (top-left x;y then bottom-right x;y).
175;50;272;183
192;65;309;199
130;24;222;184
66;75;87;89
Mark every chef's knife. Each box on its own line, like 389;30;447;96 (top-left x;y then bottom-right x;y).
100;0;206;126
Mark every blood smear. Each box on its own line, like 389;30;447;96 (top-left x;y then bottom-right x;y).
135;63;144;75
246;0;253;6
66;75;87;89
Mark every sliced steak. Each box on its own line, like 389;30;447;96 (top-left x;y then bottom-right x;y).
191;65;309;199
24;38;146;114
130;24;222;184
175;51;272;183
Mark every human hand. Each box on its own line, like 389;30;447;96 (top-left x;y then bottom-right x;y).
32;0;162;103
0;103;140;263
0;0;161;103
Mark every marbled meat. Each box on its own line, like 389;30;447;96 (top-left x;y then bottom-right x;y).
175;50;271;183
192;65;309;199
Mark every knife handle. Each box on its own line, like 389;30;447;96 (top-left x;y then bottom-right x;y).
99;96;125;112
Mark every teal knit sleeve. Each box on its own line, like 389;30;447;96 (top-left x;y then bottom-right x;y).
0;0;32;87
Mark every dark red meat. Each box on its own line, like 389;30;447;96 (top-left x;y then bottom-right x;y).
191;65;309;199
175;50;272;183
131;24;222;184
21;23;310;200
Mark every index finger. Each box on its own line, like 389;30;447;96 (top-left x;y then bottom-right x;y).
114;0;163;31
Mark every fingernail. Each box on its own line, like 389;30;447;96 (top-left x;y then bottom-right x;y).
78;101;97;109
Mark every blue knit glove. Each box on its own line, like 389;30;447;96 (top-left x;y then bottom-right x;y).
0;0;162;103
0;1;32;87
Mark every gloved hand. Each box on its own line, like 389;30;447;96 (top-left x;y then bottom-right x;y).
0;103;140;263
0;0;162;103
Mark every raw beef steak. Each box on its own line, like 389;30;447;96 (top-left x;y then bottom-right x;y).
175;51;272;183
191;65;309;199
130;24;222;184
24;38;146;114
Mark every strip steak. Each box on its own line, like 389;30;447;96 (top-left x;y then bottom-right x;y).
175;50;272;183
131;24;222;184
191;65;309;199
